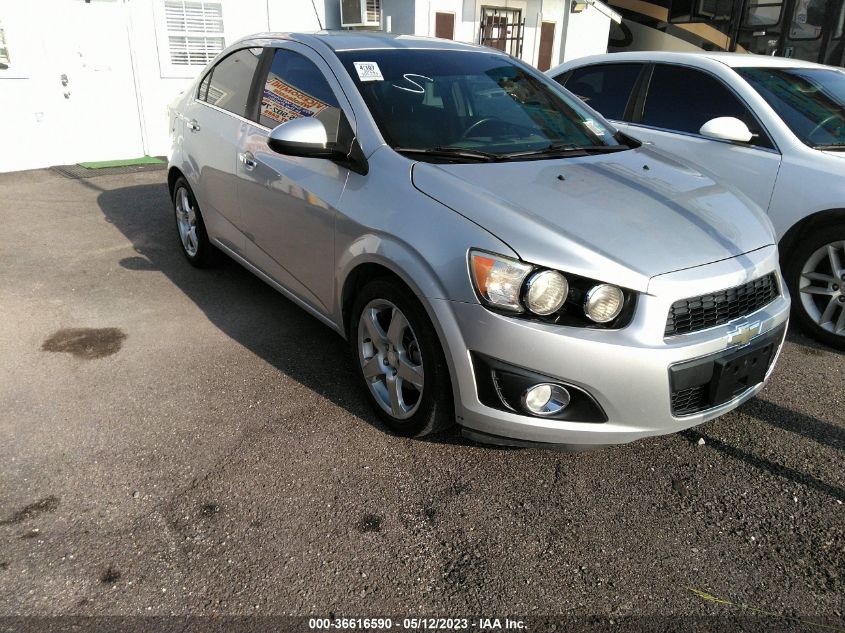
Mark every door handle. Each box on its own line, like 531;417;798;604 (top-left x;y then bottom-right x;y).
238;152;257;170
187;119;200;132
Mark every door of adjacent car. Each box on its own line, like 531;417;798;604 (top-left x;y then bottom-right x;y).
185;47;263;255
554;62;645;124
620;64;783;212
236;44;351;316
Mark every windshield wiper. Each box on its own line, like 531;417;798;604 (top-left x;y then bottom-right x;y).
393;146;499;162
813;144;845;151
497;143;629;160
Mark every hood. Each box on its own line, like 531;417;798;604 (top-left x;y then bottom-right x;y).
411;146;775;293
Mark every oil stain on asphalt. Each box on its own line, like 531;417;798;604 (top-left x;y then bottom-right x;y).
0;496;59;526
41;328;126;360
99;565;121;584
357;513;383;533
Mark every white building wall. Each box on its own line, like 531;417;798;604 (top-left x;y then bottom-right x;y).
0;0;610;173
561;1;615;62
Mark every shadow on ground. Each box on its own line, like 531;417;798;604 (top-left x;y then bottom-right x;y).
95;180;842;500
95;181;468;446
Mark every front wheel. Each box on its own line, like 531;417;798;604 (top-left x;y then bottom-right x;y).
784;224;845;350
351;279;454;437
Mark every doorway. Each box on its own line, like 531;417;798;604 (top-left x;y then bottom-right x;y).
49;0;146;164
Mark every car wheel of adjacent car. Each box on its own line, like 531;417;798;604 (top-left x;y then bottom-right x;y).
351;279;454;437
172;177;215;267
785;224;845;350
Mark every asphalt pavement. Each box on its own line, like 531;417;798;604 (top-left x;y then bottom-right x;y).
0;168;842;628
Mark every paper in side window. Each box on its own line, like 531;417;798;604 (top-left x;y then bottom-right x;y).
353;61;384;82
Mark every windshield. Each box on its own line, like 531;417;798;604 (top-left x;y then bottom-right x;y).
735;67;845;149
336;49;623;160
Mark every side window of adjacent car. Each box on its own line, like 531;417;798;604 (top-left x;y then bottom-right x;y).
198;48;262;117
641;64;773;148
557;63;644;121
257;48;342;143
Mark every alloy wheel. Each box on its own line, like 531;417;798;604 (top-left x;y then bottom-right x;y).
357;299;425;420
799;240;845;336
175;186;199;257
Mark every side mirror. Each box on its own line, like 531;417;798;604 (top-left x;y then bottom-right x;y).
266;113;369;175
699;117;754;143
267;117;334;158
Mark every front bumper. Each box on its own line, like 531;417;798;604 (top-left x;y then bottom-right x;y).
431;245;790;447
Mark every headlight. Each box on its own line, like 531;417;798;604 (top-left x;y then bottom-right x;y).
470;249;633;327
524;270;568;316
584;284;625;323
470;250;532;312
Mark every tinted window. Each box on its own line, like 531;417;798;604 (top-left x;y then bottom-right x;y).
258;49;341;142
736;66;845;148
336;49;621;155
561;63;643;120
201;48;261;117
198;71;211;101
643;65;769;145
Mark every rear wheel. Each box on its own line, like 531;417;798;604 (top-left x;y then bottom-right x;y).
784;224;845;350
172;177;216;267
351;279;454;437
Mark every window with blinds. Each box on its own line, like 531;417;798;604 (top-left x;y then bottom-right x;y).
0;21;10;67
164;1;225;67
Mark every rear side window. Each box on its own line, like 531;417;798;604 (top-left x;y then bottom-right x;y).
559;63;644;121
257;48;342;143
642;65;765;141
199;48;262;117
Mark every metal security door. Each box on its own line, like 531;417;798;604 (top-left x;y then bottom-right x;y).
479;7;525;57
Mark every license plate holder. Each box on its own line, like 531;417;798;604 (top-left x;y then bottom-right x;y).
709;337;776;405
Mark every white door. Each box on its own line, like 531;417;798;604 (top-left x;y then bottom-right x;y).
619;64;782;211
49;0;145;164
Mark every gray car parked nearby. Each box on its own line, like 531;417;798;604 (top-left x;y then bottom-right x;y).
166;31;790;448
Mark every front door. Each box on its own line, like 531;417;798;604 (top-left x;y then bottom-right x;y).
237;45;350;316
621;64;782;212
49;0;145;164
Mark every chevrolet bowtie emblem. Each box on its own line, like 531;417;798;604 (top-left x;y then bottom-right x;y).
727;321;762;347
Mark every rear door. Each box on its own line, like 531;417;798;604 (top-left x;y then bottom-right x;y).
621;63;782;211
235;44;351;316
553;62;645;123
182;47;262;255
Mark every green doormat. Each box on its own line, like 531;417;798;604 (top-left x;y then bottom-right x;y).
78;156;165;169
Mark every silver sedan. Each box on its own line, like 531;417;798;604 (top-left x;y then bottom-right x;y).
166;32;790;447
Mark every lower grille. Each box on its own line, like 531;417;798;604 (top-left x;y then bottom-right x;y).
670;385;708;416
665;273;779;336
669;324;785;416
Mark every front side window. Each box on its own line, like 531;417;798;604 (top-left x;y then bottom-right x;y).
199;48;261;117
560;63;644;121
788;0;829;39
743;0;784;26
736;67;845;148
258;49;342;143
642;64;768;146
336;49;622;158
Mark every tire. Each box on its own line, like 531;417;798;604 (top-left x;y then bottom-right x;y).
783;223;845;350
172;177;216;268
350;278;454;437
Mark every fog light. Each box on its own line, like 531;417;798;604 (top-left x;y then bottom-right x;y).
584;284;625;323
521;383;571;416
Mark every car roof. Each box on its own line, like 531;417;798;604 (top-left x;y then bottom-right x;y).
555;50;833;71
241;30;491;54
